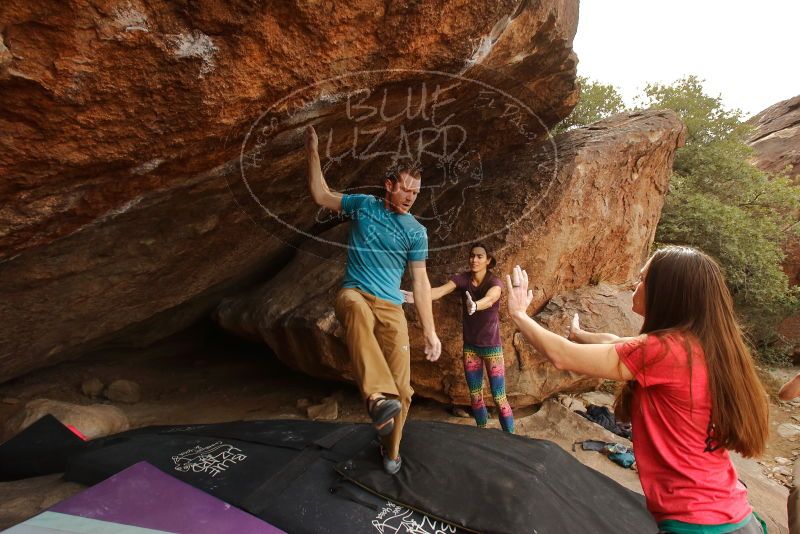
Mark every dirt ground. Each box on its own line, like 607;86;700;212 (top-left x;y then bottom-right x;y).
0;328;794;532
756;366;800;488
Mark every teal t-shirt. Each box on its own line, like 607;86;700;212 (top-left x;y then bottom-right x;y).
340;194;428;305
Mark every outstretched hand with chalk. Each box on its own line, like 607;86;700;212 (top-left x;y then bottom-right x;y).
305;125;318;153
567;313;580;340
505;265;533;317
465;291;477;315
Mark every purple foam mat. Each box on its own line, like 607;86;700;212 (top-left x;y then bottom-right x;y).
49;461;284;534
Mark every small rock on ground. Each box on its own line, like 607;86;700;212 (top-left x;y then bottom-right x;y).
104;380;141;403
777;423;800;438
80;378;104;398
307;399;338;420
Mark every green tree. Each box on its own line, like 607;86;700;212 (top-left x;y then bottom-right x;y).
635;76;746;144
559;75;800;362
642;76;800;361
553;76;625;134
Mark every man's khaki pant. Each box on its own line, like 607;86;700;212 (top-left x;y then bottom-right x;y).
334;288;413;460
790;459;799;534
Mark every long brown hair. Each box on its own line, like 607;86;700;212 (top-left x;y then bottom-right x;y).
614;246;769;457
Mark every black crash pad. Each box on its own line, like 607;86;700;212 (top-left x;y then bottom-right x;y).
54;419;656;533
63;420;463;534
336;420;656;533
0;414;87;481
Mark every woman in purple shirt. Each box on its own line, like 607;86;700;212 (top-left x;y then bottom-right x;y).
404;243;514;433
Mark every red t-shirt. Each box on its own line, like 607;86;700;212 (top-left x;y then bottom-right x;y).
615;334;752;525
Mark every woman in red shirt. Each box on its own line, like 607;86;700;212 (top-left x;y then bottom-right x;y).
506;246;769;533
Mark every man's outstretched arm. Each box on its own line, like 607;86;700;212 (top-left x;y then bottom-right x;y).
306;126;342;212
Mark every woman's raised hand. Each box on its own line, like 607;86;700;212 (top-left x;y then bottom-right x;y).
505;265;533;317
465;292;477;315
567;312;580;340
305;125;318;153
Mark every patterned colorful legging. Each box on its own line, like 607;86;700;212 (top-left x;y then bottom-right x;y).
462;343;514;433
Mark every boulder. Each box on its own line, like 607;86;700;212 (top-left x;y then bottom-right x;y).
748;95;800;360
0;0;580;383
556;394;586;412
513;283;643;400
534;283;642;338
104;379;141;404
579;391;616;407
747;95;800;178
2;399;129;441
215;110;685;405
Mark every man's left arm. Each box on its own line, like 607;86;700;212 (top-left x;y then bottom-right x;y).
410;261;442;362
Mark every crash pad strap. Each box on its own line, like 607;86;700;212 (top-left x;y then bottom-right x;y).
242;426;358;514
242;447;319;514
313;425;357;450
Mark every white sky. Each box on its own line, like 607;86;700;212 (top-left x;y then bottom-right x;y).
573;1;800;118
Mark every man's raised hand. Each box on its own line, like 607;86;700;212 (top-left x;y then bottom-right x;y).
305;125;318;153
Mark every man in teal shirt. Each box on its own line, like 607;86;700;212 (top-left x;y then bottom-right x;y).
305;126;441;475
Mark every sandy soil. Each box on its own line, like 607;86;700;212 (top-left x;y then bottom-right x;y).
757;366;800;488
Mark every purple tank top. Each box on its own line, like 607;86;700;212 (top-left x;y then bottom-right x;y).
450;272;503;347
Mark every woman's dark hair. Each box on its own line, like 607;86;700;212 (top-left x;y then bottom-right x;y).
465;243;497;298
613;246;769;457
